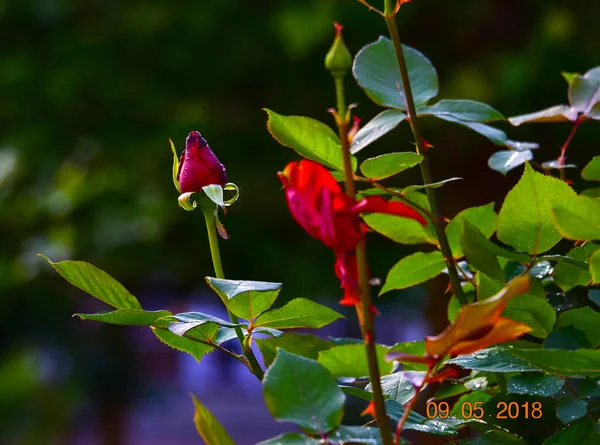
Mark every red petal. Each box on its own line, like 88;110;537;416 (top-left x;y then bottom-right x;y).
335;253;361;306
351;196;426;226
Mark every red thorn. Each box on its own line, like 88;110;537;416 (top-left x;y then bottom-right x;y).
423;140;434;150
361;401;376;418
365;331;372;344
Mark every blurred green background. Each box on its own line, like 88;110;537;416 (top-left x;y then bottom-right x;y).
1;0;598;444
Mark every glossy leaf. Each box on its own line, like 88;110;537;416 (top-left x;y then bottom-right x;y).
508;348;600;377
556;395;587;424
152;326;217;362
446;203;497;258
591;249;600;284
569;66;600;113
503;295;556;338
264;109;355;172
75;309;171;326
328;426;387;444
255;333;333;368
192;395;236;445
460;221;504;281
350;110;406;154
256;433;320;445
488;150;533;175
582;156;600;181
551;195;600;241
254;298;343;329
353;37;438;109
447;347;539;373
553;243;599;291
371;371;419;404
381;251;446;295
508;373;563;396
435;114;508;145
508;105;578;126
543;417;594;445
497;163;577;254
555;307;600;348
461;431;527;445
263;349;345;435
418;99;504;122
360;152;423;180
318;344;392;378
167;312;241;336
364;193;436;246
206;277;282;320
169;138;181;193
40;255;142;310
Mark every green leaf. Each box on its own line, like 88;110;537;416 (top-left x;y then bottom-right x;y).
508;348;600;377
508;373;563;397
388;340;427;371
543;417;594;445
318;344;392;378
192;395;236;445
446;203;497;258
551;195;600;241
476;272;504;300
353;37;438;110
254;298;343;329
256;434;321;445
75;309;171;326
562;71;581;84
591;249;600;283
569;67;600;113
544;326;592;350
497;163;578;254
202;184;225;208
381;251;446;295
385;400;458;436
169;138;181;193
461;431;528;445
508;105;578;126
167;312;241;336
581;187;600;198
418;99;504;122
329;426;388;444
435;115;508;145
360;152;423;180
553;243;599;291
460;221;504;282
582;156;600;181
206;277;282;320
152;326;216;362
363;195;436;246
255;333;333;368
556;307;600;347
446;347;539;373
39;255;141;310
450;392;492;419
263;349;345;435
402;177;463;193
503;295;556;338
370;371;419;404
488;150;534;175
264;109;355;172
556;395;587;424
350;110;406;154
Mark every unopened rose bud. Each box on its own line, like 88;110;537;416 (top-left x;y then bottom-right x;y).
325;23;352;78
178;131;227;193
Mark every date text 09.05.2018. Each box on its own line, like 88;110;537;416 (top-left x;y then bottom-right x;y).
426;401;543;420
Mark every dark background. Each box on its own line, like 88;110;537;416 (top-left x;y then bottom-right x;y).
1;0;598;444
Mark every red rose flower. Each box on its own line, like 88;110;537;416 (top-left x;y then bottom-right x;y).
278;160;427;306
178;131;227;193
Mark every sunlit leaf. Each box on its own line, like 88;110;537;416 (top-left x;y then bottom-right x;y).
418;99;504;122
508;105;578;126
551;195;600;241
360;152;423;180
582;156;600;181
75;309;171;326
192;395;236;445
381;251;446;295
488;150;533;175
254;298;343;329
318;344;392;378
350;110;406;154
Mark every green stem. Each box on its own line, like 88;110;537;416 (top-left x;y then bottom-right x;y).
335;77;347;122
334;77;394;445
382;2;467;306
495;372;507;394
201;201;265;380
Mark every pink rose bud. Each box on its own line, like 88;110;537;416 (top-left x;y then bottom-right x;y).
177;131;227;193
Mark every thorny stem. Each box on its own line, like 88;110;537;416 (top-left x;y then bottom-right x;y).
394;365;434;444
201;201;265;380
334;75;394;445
557;117;582;180
381;0;467;306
